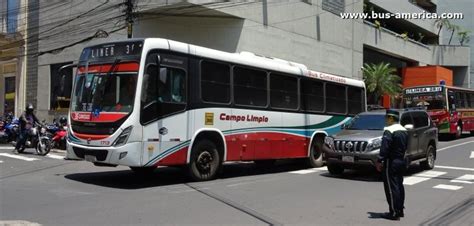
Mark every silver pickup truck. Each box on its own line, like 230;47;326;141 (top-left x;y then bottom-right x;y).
323;109;438;175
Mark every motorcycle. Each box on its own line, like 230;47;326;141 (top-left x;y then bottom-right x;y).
0;117;7;143
15;123;52;156
49;119;67;150
4;117;19;143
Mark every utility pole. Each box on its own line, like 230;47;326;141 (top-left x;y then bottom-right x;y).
124;0;134;38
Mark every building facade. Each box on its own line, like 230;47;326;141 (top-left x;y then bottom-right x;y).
2;0;471;119
0;0;28;116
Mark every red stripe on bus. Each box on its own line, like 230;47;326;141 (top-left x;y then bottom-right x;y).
157;146;188;166
71;112;128;122
225;132;309;161
77;62;139;74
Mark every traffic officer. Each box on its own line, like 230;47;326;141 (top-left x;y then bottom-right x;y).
375;109;408;221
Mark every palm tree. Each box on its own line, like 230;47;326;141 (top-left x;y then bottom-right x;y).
362;62;402;105
457;30;471;46
448;23;459;45
435;18;450;37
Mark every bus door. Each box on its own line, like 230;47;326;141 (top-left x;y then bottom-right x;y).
141;53;189;165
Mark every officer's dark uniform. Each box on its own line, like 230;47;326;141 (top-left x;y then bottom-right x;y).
377;110;408;220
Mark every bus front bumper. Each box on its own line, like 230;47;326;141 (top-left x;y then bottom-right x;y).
66;140;142;167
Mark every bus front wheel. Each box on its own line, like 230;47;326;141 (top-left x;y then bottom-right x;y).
189;139;221;181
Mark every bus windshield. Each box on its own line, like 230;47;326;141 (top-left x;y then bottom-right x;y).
403;94;446;110
71;63;138;113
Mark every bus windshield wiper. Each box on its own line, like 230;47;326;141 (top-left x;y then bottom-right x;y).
91;59;121;115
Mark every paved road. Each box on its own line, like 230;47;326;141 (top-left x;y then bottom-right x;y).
0;136;473;225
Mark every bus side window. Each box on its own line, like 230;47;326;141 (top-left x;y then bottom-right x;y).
448;92;456;112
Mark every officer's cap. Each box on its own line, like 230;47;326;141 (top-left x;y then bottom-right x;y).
385;109;399;120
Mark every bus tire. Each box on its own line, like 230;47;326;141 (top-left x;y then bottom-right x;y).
454;123;462;139
188;139;220;181
306;136;324;168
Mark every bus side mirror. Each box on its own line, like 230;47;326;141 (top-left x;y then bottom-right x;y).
404;124;414;130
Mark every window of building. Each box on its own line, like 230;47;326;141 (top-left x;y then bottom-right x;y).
50;62;73;110
233;67;267;107
201;60;230;104
347;87;363;115
326;83;346;114
301;79;324;112
322;0;345;15
6;0;18;33
4;76;15;114
270;73;297;109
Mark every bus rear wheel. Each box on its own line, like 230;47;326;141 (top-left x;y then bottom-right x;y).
306;137;324;168
188;139;220;181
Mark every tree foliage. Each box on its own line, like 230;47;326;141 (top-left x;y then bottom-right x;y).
362;62;402;104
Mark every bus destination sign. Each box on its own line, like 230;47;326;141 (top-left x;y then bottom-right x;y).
80;41;143;61
405;86;442;95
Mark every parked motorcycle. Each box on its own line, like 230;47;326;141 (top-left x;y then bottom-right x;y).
4;116;19;143
0;116;7;143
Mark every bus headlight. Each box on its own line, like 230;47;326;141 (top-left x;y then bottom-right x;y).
113;126;133;147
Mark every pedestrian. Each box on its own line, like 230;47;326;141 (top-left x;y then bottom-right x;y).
375;109;408;221
13;103;41;154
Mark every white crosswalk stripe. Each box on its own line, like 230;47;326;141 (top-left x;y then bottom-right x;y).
403;171;447;185
470;151;474;159
433;184;463;191
46;154;65;159
289;167;328;174
0;153;39;161
450;174;474;184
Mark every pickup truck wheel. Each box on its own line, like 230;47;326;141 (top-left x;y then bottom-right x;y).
420;144;436;170
327;164;344;175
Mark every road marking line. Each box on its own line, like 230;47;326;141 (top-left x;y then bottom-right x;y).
433;184;463;191
0;153;39;161
435;165;474;172
0;146;15;150
289;167;328;174
46;154;64;159
470;151;474;159
403;171;446;185
0;160;3;163
450;174;474;184
437;141;474;152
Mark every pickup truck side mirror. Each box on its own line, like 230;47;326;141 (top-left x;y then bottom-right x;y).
404;124;414;130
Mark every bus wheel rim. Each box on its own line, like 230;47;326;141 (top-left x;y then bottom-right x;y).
197;151;213;172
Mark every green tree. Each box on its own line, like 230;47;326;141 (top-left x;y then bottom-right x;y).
457;29;471;46
362;62;402;104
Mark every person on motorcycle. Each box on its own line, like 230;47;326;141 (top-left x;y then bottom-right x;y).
13;103;42;154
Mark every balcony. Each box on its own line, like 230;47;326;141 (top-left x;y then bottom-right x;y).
369;0;438;36
363;21;469;67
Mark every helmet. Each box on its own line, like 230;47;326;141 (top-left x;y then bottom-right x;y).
59;116;67;125
26;103;34;114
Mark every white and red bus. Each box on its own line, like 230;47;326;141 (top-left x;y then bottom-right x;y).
66;38;366;181
403;85;474;138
